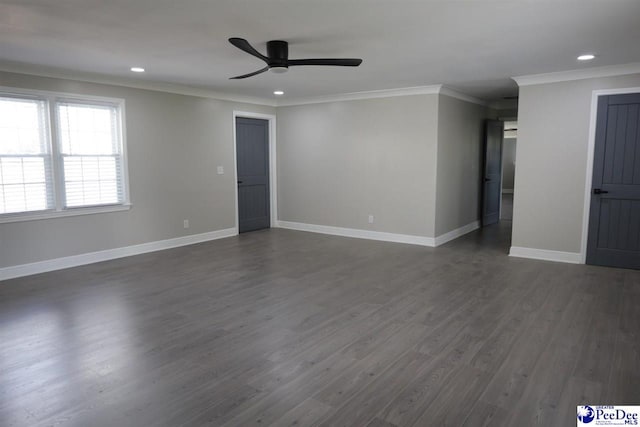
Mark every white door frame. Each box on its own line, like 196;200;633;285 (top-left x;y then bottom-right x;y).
232;111;278;233
580;86;640;263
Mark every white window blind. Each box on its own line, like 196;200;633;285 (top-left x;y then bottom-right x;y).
0;88;129;222
0;96;53;214
57;101;124;208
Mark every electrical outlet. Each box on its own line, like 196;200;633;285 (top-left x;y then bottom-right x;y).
183;219;189;229
216;166;224;175
368;215;374;224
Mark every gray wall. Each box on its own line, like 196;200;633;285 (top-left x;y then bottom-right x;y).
496;108;518;119
502;138;517;191
512;73;640;254
277;95;439;237
0;71;274;268
434;95;487;236
13;69;634;267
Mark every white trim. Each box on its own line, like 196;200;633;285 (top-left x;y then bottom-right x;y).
276;221;436;247
1;65;487;109
0;86;131;221
439;87;487;106
0;228;237;281
509;246;581;264
233;111;278;231
0;64;276;106
434;221;481;246
276;220;480;247
580;86;640;263
512;62;640;87
0;203;131;224
0;85;126;105
119;100;131;205
581;90;600;264
276;85;442;107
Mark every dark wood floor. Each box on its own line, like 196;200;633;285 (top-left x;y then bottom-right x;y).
1;224;639;426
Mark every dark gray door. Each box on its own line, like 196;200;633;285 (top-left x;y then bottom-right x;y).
236;117;270;233
587;93;640;269
482;120;503;226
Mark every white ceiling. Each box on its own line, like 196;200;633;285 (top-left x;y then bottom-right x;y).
1;0;640;103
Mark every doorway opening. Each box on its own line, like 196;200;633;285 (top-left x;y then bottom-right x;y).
233;111;277;234
482;119;504;226
584;91;640;269
500;121;517;222
481;95;518;254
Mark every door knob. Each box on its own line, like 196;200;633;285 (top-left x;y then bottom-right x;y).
593;188;609;194
237;181;243;184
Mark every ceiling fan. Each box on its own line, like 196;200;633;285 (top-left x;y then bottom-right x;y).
228;38;363;79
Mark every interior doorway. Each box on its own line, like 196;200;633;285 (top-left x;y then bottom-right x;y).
586;92;640;269
233;112;278;234
236;117;270;233
500;121;517;221
482;120;504;226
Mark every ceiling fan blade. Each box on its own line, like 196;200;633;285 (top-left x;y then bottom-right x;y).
229;66;269;79
288;58;362;67
228;38;268;62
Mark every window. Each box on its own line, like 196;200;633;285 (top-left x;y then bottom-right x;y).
57;102;124;207
0;96;53;214
0;88;129;222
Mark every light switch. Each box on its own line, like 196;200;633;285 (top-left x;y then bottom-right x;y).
217;166;224;175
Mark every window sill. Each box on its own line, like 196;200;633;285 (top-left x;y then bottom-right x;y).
0;204;132;224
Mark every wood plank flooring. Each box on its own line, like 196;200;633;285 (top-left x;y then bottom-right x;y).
1;224;639;426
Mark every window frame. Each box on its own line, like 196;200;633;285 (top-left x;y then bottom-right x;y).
0;86;131;224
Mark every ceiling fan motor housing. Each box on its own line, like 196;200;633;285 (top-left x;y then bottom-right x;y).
267;40;289;70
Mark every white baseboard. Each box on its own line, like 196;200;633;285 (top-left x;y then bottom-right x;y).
2;220;488;282
276;220;481;248
276;220;436;247
502;189;514;194
434;221;481;246
0;227;237;281
509;246;582;264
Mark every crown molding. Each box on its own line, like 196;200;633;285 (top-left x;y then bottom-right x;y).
275;85;443;107
276;85;488;107
439;86;487;106
0;62;277;106
0;62;488;108
512;62;640;87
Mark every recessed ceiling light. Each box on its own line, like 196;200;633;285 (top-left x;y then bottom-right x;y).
130;67;145;73
273;90;284;96
577;54;595;61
